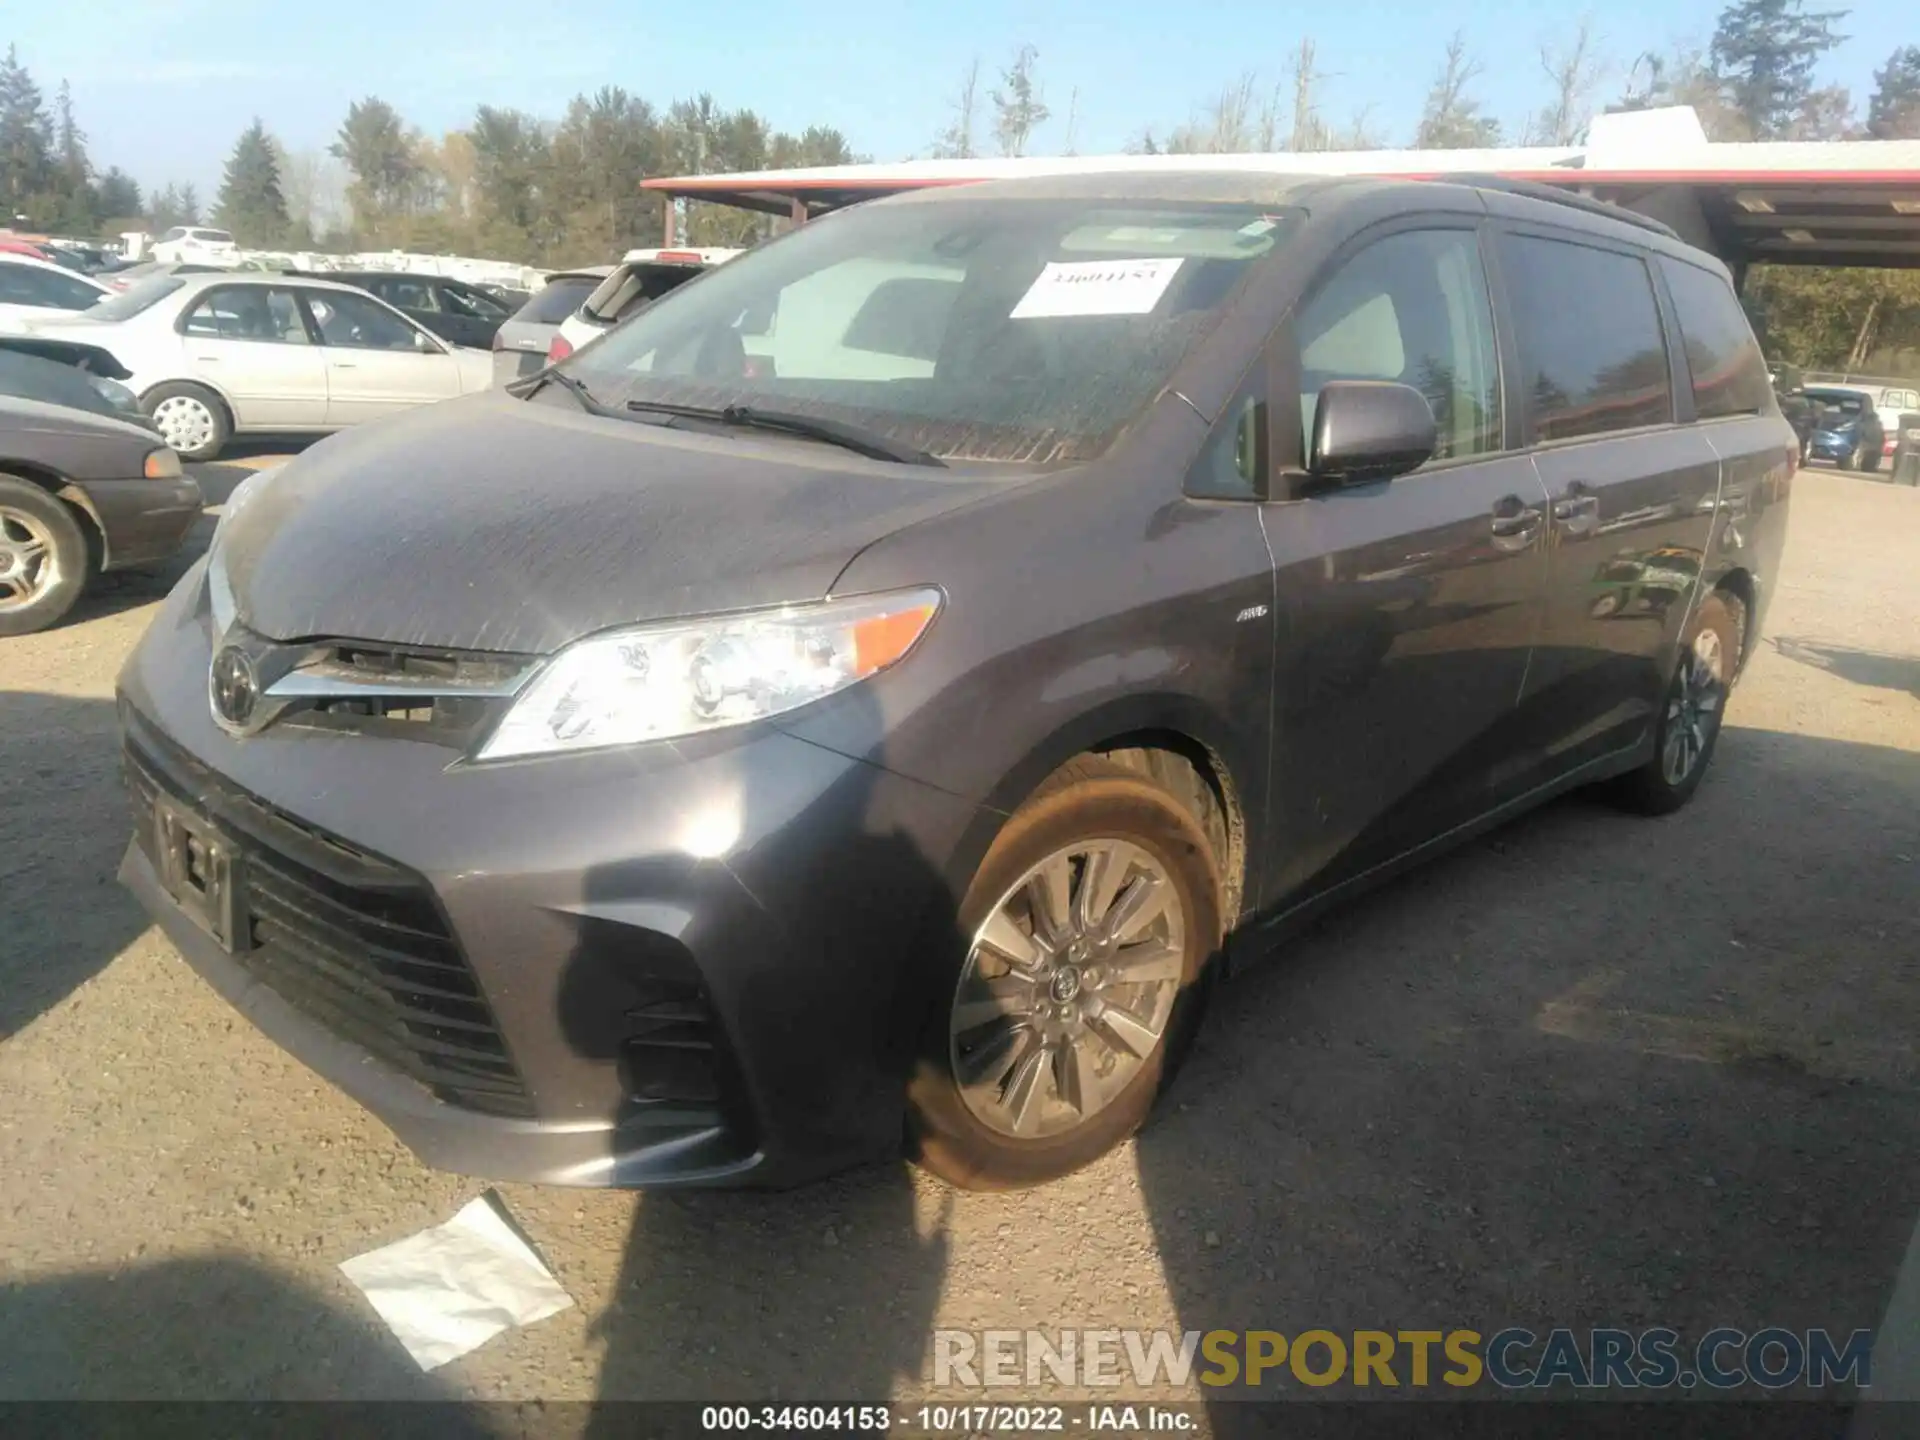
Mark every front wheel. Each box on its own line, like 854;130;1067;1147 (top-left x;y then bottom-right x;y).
0;475;89;636
908;756;1221;1190
1609;591;1744;815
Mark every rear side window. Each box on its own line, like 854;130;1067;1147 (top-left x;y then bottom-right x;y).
1658;258;1772;419
517;277;599;324
1501;234;1673;442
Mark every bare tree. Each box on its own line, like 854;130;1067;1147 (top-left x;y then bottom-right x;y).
1415;32;1503;148
991;45;1050;157
932;58;982;159
1289;38;1331;150
1062;86;1080;155
1530;17;1608;144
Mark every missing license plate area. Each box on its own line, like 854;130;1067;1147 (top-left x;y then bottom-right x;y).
154;799;246;952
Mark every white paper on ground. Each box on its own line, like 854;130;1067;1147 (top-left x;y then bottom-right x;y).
339;1194;574;1371
1009;257;1184;319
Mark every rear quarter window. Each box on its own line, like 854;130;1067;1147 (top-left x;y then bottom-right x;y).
1658;258;1772;419
516;277;600;325
1500;232;1674;442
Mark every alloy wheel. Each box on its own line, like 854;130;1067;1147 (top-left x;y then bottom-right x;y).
0;506;59;611
1661;626;1726;786
151;395;214;454
950;839;1185;1140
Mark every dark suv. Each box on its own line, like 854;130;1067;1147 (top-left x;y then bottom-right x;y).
292;271;514;350
117;172;1794;1191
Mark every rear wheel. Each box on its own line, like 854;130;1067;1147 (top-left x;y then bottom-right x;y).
1609;591;1744;816
908;756;1221;1190
0;475;89;636
144;382;229;463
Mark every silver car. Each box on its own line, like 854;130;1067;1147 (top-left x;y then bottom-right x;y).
490;267;612;385
21;272;494;461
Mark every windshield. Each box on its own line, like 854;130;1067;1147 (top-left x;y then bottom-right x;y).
561;198;1296;463
1805;389;1866;415
86;275;185;322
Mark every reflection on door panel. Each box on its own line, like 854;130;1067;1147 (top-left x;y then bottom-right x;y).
1500;232;1718;771
1267;227;1550;905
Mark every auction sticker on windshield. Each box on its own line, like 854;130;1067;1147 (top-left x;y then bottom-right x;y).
1010;258;1184;319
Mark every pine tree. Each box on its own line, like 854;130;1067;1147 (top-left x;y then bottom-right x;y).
214;118;289;245
1708;0;1848;140
1867;46;1920;137
180;182;201;225
50;81;95;232
0;45;55;226
96;167;141;225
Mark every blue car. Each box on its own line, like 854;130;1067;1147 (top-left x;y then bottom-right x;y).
1803;387;1885;471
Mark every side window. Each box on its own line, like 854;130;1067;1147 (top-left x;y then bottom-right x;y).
158;227;186;243
305;290;426;351
384;278;436;311
1293;228;1501;464
1187;386;1269;501
0;262;97;310
182;286;311;343
1657;258;1772;420
1501;233;1673;442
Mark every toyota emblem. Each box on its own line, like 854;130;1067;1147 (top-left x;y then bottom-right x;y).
210;646;259;729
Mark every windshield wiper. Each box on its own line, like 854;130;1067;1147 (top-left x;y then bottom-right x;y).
509;366;616;417
624;399;945;468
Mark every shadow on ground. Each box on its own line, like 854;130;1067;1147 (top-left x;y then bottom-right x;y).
0;692;150;1038
1133;725;1920;1420
1774;636;1920;700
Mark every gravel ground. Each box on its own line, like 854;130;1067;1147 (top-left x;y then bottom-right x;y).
0;463;1915;1414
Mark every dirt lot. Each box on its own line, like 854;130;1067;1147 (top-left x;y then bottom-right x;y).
1;463;1916;1411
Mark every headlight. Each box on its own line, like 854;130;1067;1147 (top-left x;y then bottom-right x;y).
142;447;182;479
476;588;942;761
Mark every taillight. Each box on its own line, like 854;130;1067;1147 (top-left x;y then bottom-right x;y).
547;333;573;363
655;251;703;265
1885;436;1898;455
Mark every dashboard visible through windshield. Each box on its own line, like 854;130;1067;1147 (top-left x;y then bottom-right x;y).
559;198;1298;463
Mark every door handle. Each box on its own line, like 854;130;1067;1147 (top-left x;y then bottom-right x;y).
1553;483;1600;536
1490;495;1544;552
331;362;357;369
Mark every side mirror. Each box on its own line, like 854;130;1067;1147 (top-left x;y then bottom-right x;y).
1309;380;1437;485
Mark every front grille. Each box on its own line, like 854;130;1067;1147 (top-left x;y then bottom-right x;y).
272;640;532;748
125;729;535;1119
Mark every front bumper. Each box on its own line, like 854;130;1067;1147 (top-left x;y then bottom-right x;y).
116;572;987;1187
71;476;204;570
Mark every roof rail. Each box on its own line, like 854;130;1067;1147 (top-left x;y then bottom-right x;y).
1441;173;1681;240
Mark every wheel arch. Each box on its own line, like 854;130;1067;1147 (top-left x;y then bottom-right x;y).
0;461;104;572
1711;566;1757;675
139;375;238;427
950;695;1255;929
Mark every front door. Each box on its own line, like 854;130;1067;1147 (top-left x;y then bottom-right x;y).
298;287;463;426
177;284;329;429
1495;228;1721;775
1262;224;1552;904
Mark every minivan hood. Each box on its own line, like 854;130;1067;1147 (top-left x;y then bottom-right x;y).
222;389;1004;653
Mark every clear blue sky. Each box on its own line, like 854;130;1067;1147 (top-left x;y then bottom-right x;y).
9;0;1912;200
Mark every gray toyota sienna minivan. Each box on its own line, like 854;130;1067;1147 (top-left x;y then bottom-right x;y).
118;172;1795;1190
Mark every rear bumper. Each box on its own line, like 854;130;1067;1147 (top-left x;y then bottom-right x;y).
70;476;204;570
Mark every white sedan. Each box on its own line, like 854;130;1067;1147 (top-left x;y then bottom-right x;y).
0;253;112;326
19;271;494;461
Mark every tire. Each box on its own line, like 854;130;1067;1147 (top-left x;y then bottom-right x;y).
143;382;230;463
0;474;90;637
908;755;1222;1190
1608;590;1745;816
